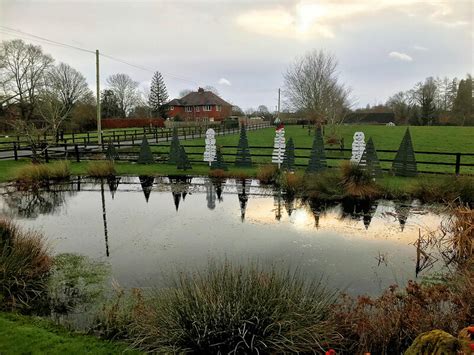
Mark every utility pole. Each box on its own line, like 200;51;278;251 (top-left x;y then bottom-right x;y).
276;88;281;124
96;49;102;146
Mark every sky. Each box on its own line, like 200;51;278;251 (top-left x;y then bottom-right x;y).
1;0;472;111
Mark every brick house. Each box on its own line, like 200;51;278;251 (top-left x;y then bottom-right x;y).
168;87;233;122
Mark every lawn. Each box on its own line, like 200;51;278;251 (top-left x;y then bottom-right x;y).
0;312;139;354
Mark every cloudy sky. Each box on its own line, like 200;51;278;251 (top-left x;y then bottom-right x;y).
1;0;472;110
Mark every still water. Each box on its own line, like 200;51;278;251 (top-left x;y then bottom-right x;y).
0;176;444;296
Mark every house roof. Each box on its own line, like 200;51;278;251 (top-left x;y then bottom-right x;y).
168;88;232;107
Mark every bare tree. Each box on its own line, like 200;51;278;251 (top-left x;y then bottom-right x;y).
0;39;53;121
106;73;139;117
283;49;351;126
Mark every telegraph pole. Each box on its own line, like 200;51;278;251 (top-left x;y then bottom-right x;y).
276;88;281;124
96;49;102;145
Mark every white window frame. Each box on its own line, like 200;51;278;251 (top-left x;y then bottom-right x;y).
203;105;212;112
194;106;200;112
185;106;192;112
170;106;174;111
216;105;221;112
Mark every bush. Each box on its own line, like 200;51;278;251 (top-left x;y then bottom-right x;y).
282;172;304;194
340;161;380;199
411;176;474;204
304;170;343;199
86;161;116;178
0;218;52;313
130;261;341;353
256;164;278;184
14;161;70;183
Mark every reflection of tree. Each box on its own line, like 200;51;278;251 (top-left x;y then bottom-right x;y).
237;179;250;222
340;198;378;229
273;186;283;221
205;179;216;210
169;175;192;212
211;178;224;202
100;179;110;257
107;176;121;199
139;175;155;203
283;193;296;217
395;201;411;231
2;184;75;218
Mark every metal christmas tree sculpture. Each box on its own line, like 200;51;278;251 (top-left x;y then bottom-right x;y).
105;141;119;161
351;132;366;164
137;135;154;164
306;127;327;173
211;146;228;171
360;137;382;178
392;128;417;177
235;124;252;167
272;123;285;168
203;128;216;166
282;137;295;172
177;145;192;170
168;127;181;165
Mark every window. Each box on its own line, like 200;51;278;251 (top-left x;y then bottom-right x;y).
194;106;200;112
209;117;215;122
216;105;221;112
170;106;174;111
185;106;192;112
203;105;212;111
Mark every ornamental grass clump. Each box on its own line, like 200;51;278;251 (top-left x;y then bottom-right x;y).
86;161;116;178
340;161;380;199
0;218;52;313
256;164;278;184
130;261;342;354
15;161;70;183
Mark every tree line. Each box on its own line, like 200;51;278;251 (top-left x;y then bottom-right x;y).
386;75;473;126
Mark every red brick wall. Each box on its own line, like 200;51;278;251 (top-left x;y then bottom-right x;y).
169;105;232;121
102;118;164;129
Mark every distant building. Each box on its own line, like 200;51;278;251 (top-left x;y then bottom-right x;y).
168;88;233;122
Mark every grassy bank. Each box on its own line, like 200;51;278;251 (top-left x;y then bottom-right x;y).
0;312;139;354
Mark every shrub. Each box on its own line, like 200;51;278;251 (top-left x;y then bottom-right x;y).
282;172;304;194
0;218;52;313
340;161;380;199
256;164;278;184
86;161;116;177
130;261;342;353
411;176;474;204
14;161;70;183
304;170;343;199
208;169;227;179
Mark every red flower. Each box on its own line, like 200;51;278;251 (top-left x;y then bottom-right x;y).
325;350;336;355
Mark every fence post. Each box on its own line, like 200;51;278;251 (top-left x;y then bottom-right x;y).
83;137;87;147
72;132;76;144
132;136;135;145
87;132;90;143
455;153;461;176
44;146;49;163
74;144;80;162
13;142;18;161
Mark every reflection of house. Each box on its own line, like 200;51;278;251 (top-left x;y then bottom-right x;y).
168;88;232;122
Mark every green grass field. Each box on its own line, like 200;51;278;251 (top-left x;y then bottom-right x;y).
0;312;139;354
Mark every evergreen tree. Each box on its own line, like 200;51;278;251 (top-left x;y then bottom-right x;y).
211;146;228;171
137;135;154;164
177;146;192;170
306;127;327;173
148;71;169;118
282;137;295;171
392;128;417;177
168;127;181;165
235;125;252;167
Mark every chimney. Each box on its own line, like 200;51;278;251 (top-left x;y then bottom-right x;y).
198;87;204;93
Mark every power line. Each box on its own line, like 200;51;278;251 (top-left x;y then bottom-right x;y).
0;26;199;85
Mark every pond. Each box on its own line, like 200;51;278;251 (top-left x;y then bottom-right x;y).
0;176;445;296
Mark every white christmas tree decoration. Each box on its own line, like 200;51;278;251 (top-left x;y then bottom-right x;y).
203;128;216;166
272;124;286;168
351;131;366;164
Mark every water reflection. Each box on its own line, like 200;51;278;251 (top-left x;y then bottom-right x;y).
0;177;446;295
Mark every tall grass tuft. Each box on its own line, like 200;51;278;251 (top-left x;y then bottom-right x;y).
130;261;341;353
256;164;278;184
340;161;380;199
411;176;474;204
0;218;52;313
304;170;343;199
86;161;116;177
282;172;304;194
14;161;70;183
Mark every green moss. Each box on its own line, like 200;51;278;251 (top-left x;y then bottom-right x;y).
405;330;462;355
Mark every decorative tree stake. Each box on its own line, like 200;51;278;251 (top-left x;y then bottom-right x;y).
392;128;417;177
203;128;216;166
235;124;252;167
359;137;382;178
105;140;119;161
168;127;181;165
282;137;295;172
137;135;154;164
306;127;327;173
177;145;192;170
211;146;228;171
